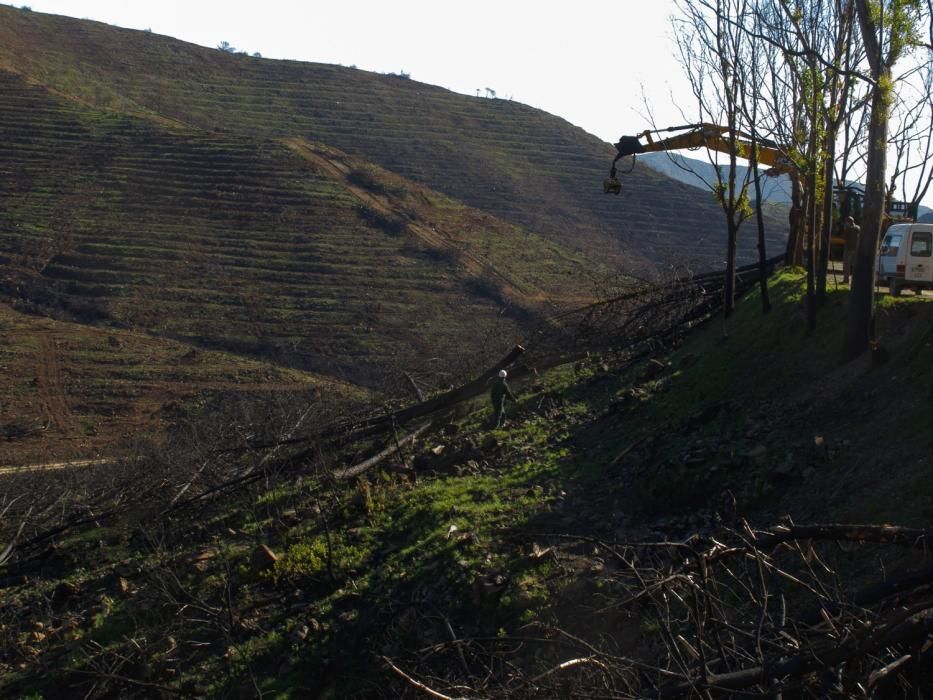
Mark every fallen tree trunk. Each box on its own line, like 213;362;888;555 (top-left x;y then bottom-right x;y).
347;344;526;434
332;421;433;480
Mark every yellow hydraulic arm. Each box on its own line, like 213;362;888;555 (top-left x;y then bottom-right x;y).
604;123;795;194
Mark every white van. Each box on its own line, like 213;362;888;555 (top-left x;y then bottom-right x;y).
876;223;933;295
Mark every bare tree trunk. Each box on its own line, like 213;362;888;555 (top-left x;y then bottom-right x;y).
845;0;896;360
749;135;772;314
805;181;817;331
805;60;820;332
844;80;888;359
816;140;836;305
785;175;804;265
724;219;738;318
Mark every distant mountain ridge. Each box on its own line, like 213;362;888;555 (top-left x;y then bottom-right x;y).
640;151;932;220
640;152;793;205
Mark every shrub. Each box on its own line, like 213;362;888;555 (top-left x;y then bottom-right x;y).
269;535;366;584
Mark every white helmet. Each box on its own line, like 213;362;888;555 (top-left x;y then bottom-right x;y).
498;370;508;378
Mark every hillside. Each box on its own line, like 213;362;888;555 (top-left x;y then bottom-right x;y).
0;300;352;466
1;270;930;697
0;4;791;465
2;6;931;698
0;5;788;271
0;66;577;378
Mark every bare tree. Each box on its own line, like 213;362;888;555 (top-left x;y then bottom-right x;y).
844;0;927;360
888;52;933;210
674;0;757;319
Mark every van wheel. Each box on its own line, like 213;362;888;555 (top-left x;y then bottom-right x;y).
889;278;901;296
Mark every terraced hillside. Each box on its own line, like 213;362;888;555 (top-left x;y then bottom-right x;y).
0;68;589;386
0;6;788;270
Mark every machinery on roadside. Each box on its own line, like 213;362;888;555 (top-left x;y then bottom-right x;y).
603;123;916;262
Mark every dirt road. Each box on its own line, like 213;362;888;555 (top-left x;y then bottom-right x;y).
0;458;112;476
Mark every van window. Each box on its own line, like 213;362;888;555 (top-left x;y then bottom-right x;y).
880;233;902;257
909;231;932;257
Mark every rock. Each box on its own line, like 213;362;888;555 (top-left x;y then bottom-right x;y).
431;445;446;455
251;544;278;574
337;610;358;623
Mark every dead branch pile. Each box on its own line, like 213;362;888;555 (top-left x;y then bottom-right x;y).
384;521;933;698
537;254;782;364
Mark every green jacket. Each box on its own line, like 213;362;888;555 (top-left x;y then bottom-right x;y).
491;378;516;404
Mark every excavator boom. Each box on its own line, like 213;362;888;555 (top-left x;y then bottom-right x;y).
604;123;794;194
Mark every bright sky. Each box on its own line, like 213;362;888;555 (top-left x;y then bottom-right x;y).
21;0;691;144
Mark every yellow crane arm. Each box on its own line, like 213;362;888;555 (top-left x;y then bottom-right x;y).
604;123;795;194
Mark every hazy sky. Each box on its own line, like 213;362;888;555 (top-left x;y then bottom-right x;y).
20;0;691;143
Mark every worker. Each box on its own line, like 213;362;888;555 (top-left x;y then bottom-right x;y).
490;369;516;428
842;216;860;284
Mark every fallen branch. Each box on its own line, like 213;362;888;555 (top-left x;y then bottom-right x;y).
756;523;933;550
530;656;613;683
658;604;933;697
868;653;913;688
382;655;478;700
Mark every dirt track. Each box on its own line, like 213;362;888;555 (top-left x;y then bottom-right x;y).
281;138;565;311
0;458;111;477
